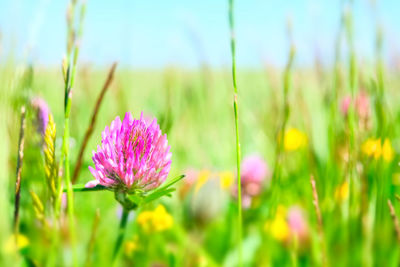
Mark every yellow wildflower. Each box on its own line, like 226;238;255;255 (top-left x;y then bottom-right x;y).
219;171;234;190
137;205;173;233
334;181;349;202
152;205;174;231
362;138;395;162
194;170;211;194
137;210;153;228
284;128;307;151
269;217;290;242
264;205;289;242
124;236;139;256
382;139;394;162
362;138;382;159
3;234;29;253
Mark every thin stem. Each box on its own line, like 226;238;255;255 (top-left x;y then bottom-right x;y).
328;1;344;166
112;208;130;264
175;224;219;267
290;236;299;267
61;2;86;265
13;106;26;235
344;1;358;218
62;115;77;264
273;42;295;182
387;199;400;244
228;0;242;264
85;209;101;267
267;24;296;222
375;22;385;137
310;175;328;266
72;62;117;184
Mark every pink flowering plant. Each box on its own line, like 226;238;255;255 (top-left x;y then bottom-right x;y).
71;111;184;260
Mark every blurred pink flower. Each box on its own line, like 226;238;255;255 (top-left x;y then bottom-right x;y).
242;155;269;184
340;96;352;116
31;97;50;136
235;155;270;208
355;91;370;120
287;206;308;241
86;112;172;191
340;91;370;120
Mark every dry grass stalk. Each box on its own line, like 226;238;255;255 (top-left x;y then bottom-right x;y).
310;175;328;266
14;106;26;233
72;62;117;184
387;199;400;244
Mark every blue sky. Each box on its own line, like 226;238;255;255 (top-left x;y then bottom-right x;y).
1;0;399;68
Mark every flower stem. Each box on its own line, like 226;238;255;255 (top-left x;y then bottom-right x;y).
112;208;130;264
228;0;242;265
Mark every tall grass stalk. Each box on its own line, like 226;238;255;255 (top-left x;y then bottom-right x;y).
363;4;386;265
72;62;117;184
327;2;344;190
85;209;101;267
375;24;385;136
387;200;400;244
175;224;219;267
273;20;295;183
0;72;11;265
61;0;86;265
268;20;295;221
310;175;328;266
344;1;359;224
13;106;26;235
228;0;242;264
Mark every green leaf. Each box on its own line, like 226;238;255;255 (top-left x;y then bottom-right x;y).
143;188;176;204
154;174;185;192
63;184;108;192
142;174;185;204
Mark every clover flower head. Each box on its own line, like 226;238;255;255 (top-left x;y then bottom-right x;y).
86;112;172;191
